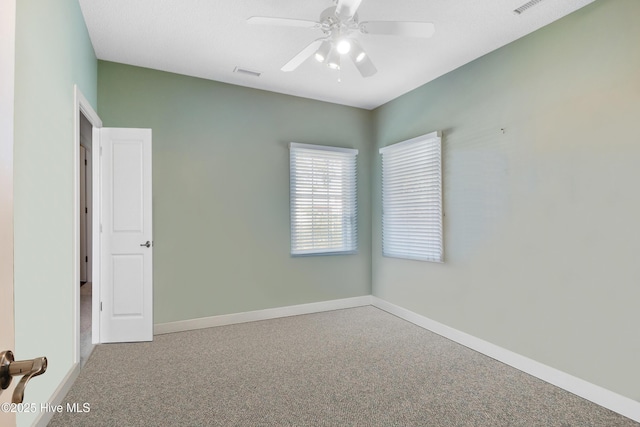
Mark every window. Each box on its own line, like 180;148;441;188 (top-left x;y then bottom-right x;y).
380;131;442;262
290;143;358;256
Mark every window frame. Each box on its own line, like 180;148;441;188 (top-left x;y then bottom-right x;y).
380;131;443;263
289;142;358;256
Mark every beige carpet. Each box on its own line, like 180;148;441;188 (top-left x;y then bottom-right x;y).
50;306;638;426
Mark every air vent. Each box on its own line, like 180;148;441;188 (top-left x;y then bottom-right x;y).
514;0;545;14
233;67;261;77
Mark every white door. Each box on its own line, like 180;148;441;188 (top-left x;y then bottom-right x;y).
100;128;153;343
0;104;15;427
0;178;15;424
1;0;16;424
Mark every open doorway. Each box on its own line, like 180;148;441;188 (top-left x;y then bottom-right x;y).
79;111;93;366
73;86;153;358
74;86;102;368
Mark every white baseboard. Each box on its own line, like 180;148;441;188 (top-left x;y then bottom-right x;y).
371;296;640;423
154;295;373;335
32;363;81;427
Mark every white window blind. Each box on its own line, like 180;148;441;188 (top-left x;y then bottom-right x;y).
380;131;443;262
290;143;358;256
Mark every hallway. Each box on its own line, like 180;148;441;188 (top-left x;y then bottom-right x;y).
80;283;93;367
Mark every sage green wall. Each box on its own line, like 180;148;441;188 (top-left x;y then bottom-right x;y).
372;0;640;402
98;61;372;324
13;0;97;425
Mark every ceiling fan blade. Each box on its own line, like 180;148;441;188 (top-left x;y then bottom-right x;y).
281;39;324;72
247;16;320;29
348;40;377;77
335;0;364;21
360;21;436;38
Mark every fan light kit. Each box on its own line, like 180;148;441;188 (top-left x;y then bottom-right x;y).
248;0;435;78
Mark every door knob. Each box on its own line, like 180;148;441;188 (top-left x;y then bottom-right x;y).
140;241;151;248
0;350;47;403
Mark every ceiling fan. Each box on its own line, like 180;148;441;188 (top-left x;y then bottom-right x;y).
248;0;435;78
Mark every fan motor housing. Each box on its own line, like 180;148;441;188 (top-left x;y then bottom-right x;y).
320;6;359;36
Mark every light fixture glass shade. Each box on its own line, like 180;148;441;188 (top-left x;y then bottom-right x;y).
327;48;341;70
314;40;332;63
349;39;366;63
349;39;377;77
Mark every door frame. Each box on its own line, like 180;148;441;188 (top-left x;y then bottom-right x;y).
73;86;102;362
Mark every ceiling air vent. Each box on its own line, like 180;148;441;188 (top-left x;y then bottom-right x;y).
514;0;545;14
233;67;261;77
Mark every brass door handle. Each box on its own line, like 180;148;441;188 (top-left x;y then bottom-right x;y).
0;350;48;403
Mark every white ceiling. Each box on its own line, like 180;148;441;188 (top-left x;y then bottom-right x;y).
79;0;595;110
